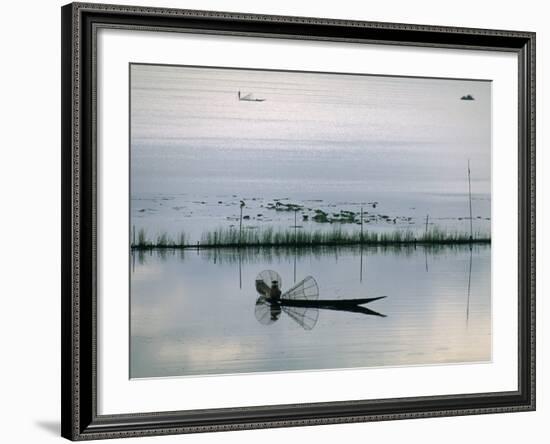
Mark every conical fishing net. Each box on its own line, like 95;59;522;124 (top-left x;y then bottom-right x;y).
281;276;319;301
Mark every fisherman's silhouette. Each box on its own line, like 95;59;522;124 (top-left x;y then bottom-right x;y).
254;270;387;330
269;281;281;300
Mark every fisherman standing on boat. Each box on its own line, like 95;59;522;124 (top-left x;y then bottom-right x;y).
269;280;281;301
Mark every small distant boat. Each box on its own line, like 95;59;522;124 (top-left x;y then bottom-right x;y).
461;94;475;101
238;91;265;102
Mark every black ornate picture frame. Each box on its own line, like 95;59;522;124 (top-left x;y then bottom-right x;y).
61;2;535;440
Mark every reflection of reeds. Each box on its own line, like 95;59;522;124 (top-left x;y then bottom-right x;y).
131;226;490;250
131;243;489;266
201;244;488;265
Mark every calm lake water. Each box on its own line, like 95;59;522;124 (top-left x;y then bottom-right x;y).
129;65;492;378
130;244;491;378
130;65;492;244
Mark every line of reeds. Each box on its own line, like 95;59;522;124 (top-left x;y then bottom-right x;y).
133;228;189;248
131;226;490;250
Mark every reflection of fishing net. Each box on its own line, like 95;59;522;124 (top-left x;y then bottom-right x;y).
253;272;320;330
254;296;281;325
254;296;318;330
255;270;282;295
282;305;319;331
282;276;319;301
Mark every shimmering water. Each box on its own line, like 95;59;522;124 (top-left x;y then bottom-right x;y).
130;245;491;378
130;64;492;244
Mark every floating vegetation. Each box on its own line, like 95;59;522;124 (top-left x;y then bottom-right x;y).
312;210;329;223
247;199;486;231
266;201;304;212
291;207;412;225
131;226;490;250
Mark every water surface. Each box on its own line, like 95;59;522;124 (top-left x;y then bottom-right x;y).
129;64;492;379
130;245;491;378
130;64;492;244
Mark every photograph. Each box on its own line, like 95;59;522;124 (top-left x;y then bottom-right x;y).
129;63;492;379
58;2;537;440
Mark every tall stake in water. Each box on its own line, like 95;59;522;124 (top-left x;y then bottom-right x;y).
466;246;473;322
238;251;242;289
294;209;298;243
425;214;429;239
293;248;297;283
425;214;429;272
294;209;298;283
239;200;245;245
360;206;364;243
360;206;365;282
468;160;473;242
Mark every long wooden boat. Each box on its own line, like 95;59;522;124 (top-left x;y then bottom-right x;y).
273;295;386;308
254;270;386;318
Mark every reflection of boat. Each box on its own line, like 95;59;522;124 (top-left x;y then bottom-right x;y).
238;91;265;102
461;94;475;100
254;270;386;330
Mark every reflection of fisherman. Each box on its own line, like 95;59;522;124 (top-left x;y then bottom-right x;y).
269;280;281;301
270;303;282;321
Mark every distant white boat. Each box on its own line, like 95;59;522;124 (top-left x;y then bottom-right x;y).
238;91;265;102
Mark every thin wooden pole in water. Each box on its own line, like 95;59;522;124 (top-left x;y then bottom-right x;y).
466;246;473;323
239;250;242;289
425;247;428;273
132;225;136;247
294;209;298;242
360;245;363;282
360;206;364;243
360;206;364;283
294;209;298;283
239;204;243;246
425;214;429;238
468;159;473;242
294;248;297;283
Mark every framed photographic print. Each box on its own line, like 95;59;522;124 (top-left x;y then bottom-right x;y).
61;2;536;440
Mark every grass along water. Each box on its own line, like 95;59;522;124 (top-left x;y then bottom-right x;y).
131;226;490;249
